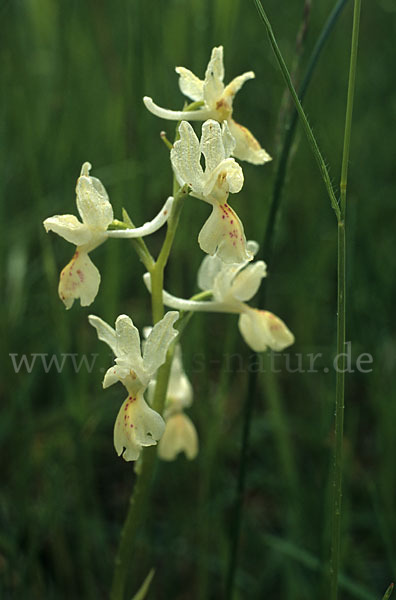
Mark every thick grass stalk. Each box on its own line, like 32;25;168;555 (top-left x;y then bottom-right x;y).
226;2;350;597
225;367;258;599
253;0;340;220
330;218;346;599
264;0;350;263
330;1;361;598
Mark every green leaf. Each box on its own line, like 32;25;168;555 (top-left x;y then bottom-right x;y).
382;583;394;600
131;568;155;600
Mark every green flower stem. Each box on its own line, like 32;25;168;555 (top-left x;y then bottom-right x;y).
190;290;213;302
330;2;361;599
110;446;157;600
156;184;189;272
110;344;177;600
111;184;188;600
253;0;341;221
150;184;189;324
185;100;204;112
160;131;173;151
151;345;175;414
159;100;204;151
150;267;165;325
108;209;155;272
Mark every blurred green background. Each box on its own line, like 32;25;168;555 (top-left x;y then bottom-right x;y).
1;0;396;598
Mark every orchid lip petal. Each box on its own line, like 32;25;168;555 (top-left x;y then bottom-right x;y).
197;202;251;264
238;308;295;352
158;413;199;461
58;250;100;309
114;394;165;462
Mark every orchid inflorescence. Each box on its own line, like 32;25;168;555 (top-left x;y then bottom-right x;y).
43;46;294;463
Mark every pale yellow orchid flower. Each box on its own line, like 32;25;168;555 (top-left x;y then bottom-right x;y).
143;242;294;353
144;46;271;165
171;119;251;264
44;162;173;309
157;345;198;461
158;413;199;461
88;311;179;461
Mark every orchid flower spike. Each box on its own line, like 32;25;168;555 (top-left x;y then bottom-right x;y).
88;311;179;461
144;45;271;165
143;242;294;353
171;119;251;264
43;162;174;309
157;345;199;461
